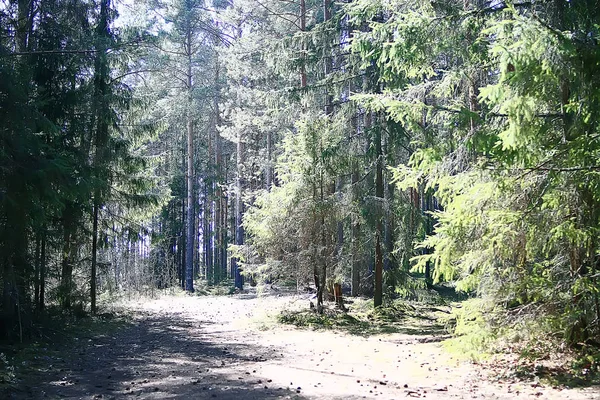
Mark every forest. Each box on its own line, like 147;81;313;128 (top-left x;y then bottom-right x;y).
2;0;600;394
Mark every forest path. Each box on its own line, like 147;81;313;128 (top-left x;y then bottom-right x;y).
15;292;600;399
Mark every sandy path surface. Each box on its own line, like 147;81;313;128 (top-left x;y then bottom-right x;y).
10;292;600;399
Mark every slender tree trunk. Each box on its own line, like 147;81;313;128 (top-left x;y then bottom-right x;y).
266;131;273;189
39;231;46;311
91;198;99;313
351;162;360;296
214;185;221;283
314;0;334;313
207;188;214;284
312;183;324;314
221;188;228;278
374;123;384;308
234;133;244;290
61;240;73;308
384;178;394;271
180;195;185;288
335;178;344;309
213;193;219;282
34;234;40;309
203;183;211;282
213;54;227;282
300;0;307;88
185;116;195;292
60;204;77;309
229;196;236;278
323;0;333;115
185;28;195;292
317;171;326;314
195;206;200;277
309;144;324;312
1;259;14;331
16;0;31;55
90;0;111;311
423;188;434;288
383;128;396;290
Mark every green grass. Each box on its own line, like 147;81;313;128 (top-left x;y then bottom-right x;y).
193;279;237;296
277;297;451;337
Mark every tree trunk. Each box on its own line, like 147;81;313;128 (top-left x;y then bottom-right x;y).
39;231;46;311
16;0;31;54
91;0;111;310
60;204;77;309
207;189;214;284
229;196;235;279
213;54;227;282
34;234;40;310
203;183;211;282
351;162;360;296
384;177;394;271
91;197;99;313
374;123;384;308
300;0;307;88
266;130;273;189
180;196;185;288
312;170;324;314
234;132;244;290
185;115;195;292
423;188;434;288
221;189;228;279
317;162;326;314
1;259;15;333
323;0;333;115
185;28;195;292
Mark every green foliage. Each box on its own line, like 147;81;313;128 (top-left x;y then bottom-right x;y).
241;112;346;285
278;296;449;337
4;0;600;371
443;299;496;360
572;350;600;381
278;309;354;330
350;0;600;350
193;279;237;296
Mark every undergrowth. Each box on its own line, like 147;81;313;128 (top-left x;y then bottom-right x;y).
442;298;600;386
277;296;449;337
279;290;600;386
194;279;237;296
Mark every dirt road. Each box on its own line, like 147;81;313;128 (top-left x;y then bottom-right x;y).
10;292;600;399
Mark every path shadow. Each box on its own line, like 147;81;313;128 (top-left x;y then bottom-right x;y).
6;311;309;400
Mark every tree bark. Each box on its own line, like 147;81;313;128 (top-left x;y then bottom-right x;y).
374;122;384;308
60;203;78;309
266;131;273;189
213;52;227;282
185;26;195;292
90;0;111;311
91;198;99;313
234;132;244;290
318;175;326;314
351;161;360;296
39;231;46;311
300;0;307;88
34;234;40;310
323;0;333;115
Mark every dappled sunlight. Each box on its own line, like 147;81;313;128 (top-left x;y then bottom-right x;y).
8;293;598;399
